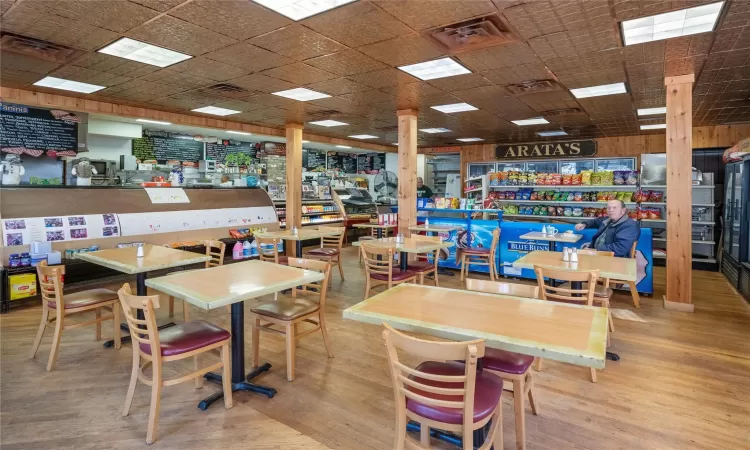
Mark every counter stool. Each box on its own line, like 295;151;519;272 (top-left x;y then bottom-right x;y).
458;228;500;281
30;261;121;371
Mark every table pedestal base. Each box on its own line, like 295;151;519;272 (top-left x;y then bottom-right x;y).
198;363;277;410
406;421;491;449
606;351;620;361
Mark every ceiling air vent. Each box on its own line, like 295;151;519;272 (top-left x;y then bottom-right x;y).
0;33;83;63
201;83;250;99
422;14;519;54
507;79;563;95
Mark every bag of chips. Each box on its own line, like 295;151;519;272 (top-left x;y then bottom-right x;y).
530;191;538;201
638;208;649;219
572;174;582;185
572;207;583;217
548;206;557;216
532;206;542;215
521;189;531;200
498;192;506;200
596;191;606;201
551;173;562;185
567;192;575;201
574;191;583;202
626;170;639;185
562;174;573;185
600;171;614;185
536;173;547;185
590;172;601;185
647;208;660;219
648;190;664;202
498;172;509;185
629;210;639;219
581;171;592;185
556;206;565;216
507;191;516;200
614;171;626;185
553;191;562;201
546;191;556;201
564;206;573;216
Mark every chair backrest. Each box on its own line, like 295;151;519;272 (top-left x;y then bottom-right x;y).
465;278;539;299
361;243;396;280
117;283;162;360
629;240;638;259
489;228;501;257
203;240;226;267
256;236;282;263
318;226;345;249
382;323;485;446
577;248;615;257
533;265;598;306
37;261;65;309
286;258;331;308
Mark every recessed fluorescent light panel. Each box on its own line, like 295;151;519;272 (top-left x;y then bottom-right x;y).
191;106;241;116
309;120;348;127
640;124;667;130
335;145;351;149
227;130;252;135
252;0;357;21
272;87;330;101
136;119;171;125
398;57;471;81
570;82;627;99
621;2;724;46
431;103;478;113
457;138;484;142
302;140;310;143
33;76;105;94
638;107;667;116
536;131;568;137
348;135;378;139
419;128;451;134
391;143;399;145
98;37;192;67
511;117;549;126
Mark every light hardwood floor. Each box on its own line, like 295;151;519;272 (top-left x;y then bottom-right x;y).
2;247;749;450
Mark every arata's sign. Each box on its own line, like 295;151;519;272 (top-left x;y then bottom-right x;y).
495;140;597;159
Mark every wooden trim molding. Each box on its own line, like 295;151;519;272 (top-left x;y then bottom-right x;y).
0;86;395;153
663;296;696;312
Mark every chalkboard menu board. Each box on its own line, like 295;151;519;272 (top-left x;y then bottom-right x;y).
342;153;357;173
373;153;385;170
0;103;79;155
304;149;326;171
326;152;342;170
132;135;203;163
205;140;258;164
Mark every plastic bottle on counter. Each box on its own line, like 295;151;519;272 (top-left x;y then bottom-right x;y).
242;240;251;258
250;240;258;257
20;252;31;267
232;241;243;260
9;253;20;268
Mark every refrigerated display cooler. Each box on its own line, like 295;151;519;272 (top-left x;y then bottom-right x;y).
721;156;750;301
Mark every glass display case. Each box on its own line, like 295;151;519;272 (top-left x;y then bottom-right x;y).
560;160;594;175
468;163;496;178
496;162;525;172
721;158;749;292
526;160;558;173
596;158;635;171
331;188;378;222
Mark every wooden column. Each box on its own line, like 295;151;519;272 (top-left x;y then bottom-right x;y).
286;123;303;256
664;74;695;312
397;109;418;237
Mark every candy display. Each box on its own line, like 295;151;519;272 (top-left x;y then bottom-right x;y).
488;170;637;186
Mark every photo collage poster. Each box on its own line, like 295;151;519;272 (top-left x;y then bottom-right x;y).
2;214;121;246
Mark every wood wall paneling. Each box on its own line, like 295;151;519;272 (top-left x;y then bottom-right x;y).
285;124;303;256
397;109;418;238
665;75;695;310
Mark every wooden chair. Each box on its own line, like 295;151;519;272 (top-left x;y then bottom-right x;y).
533;265;601;382
407;235;441;286
257;236;288;265
118;284;232;444
463;277;540;450
30;261;120;371
465;278;539;299
603;240;641;308
361;243;417;299
168;239;226;320
382;323;504;450
250;258;333;382
358;226;379;263
559;249;616;336
305;226;345;282
458;228;500;281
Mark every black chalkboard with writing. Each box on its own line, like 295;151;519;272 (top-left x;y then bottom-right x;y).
342;153;357;173
0;103;79;154
357;154;371;172
304;149;326;171
326;152;342;170
373;153;385;170
205;141;257;164
132;136;203;163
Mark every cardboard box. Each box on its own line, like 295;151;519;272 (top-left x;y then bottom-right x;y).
9;273;37;300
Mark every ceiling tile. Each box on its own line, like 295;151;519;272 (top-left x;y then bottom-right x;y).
50;65;132;87
261;63;337;86
203;42;293;72
154;57;250;82
481;63;552;86
304;50;388;76
126;15;238;55
169;0;291;41
250;24;347;62
357;34;446;67
305;77;373;96
457;43;544;72
230;73;297;93
375;0;497;30
346;68;417;89
301;1;412;48
128;0;184;12
25;0;160;33
426;73;494;92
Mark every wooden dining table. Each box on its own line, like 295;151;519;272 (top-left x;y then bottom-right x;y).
344;283;608;447
254;228;342;256
76;245;211;347
145;260;324;410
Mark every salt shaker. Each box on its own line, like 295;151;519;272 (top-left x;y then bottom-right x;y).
570;248;578;262
136;244;144;258
562;247;570;262
292;226;298;236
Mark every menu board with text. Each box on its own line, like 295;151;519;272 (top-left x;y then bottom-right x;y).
303;149;327;172
132;135;203;163
0;103;80;155
205;140;258;164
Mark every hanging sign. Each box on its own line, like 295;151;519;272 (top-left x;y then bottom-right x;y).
495;140;597;160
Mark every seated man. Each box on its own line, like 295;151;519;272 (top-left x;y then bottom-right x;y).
575;199;640;257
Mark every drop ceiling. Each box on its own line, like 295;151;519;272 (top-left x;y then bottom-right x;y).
1;0;749;148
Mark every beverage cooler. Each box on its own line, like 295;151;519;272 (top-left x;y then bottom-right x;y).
721;157;750;301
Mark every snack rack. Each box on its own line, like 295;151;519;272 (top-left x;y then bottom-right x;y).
463;174;488;202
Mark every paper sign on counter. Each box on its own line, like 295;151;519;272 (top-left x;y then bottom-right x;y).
144;188;190;204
